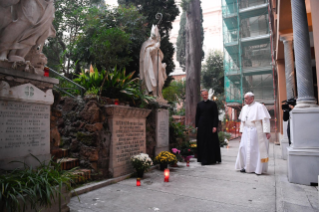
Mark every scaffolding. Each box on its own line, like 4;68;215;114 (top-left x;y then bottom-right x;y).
222;0;274;108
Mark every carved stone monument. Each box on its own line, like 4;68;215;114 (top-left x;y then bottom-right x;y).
105;106;151;178
0;68;58;169
155;109;169;155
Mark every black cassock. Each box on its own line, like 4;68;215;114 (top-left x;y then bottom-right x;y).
195;100;221;164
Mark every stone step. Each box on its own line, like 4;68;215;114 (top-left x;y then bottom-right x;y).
52;148;69;160
71;169;91;184
57;158;79;170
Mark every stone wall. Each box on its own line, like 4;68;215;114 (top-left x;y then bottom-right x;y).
51;96;111;179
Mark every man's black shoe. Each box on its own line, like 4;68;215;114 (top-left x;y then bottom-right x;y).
240;168;246;173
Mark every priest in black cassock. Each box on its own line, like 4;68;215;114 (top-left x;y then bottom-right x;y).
195;89;221;165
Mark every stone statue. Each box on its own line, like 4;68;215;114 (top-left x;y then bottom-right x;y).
139;25;167;103
0;0;56;75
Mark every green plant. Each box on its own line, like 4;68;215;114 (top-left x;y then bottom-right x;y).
100;67;139;99
73;66;105;91
0;155;78;212
218;131;231;147
154;151;177;165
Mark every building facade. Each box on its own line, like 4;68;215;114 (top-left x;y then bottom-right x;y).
222;0;275;123
271;0;319;185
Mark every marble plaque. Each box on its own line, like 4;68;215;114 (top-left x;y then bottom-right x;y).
0;82;54;169
156;109;169;148
0;101;50;160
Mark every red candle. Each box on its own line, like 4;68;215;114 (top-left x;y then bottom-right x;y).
164;169;169;182
44;67;49;77
114;99;119;105
136;178;141;186
187;161;190;167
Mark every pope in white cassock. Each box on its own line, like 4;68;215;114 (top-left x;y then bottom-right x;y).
235;92;271;175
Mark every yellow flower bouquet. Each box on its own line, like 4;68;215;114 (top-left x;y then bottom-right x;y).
154;151;178;165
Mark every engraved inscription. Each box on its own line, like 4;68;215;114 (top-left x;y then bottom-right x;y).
156;110;169;147
112;119;146;175
0;101;50;159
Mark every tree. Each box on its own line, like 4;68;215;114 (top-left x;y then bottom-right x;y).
176;12;186;71
118;0;180;82
71;6;148;73
176;7;204;72
43;0;103;75
183;0;204;126
201;50;225;111
163;80;186;103
201;50;224;95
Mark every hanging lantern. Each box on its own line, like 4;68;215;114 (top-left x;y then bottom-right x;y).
164;169;170;182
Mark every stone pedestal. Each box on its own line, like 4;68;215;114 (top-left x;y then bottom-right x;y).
287;107;319;185
105;106;151;178
0;67;58;170
280;121;289;160
155;108;169;156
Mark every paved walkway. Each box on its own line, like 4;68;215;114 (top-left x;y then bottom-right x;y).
69;139;318;212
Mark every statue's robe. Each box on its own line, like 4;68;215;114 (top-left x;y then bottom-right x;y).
235;101;271;174
195;100;221;165
139;38;167;98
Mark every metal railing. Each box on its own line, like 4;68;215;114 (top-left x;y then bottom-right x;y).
48;67;86;98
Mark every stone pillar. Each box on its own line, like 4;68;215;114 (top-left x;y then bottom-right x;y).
276;59;288;159
291;0;317;106
155;108;169;155
310;0;319;101
105;106;151;178
287;0;319;185
280;34;296;99
279;35;296;159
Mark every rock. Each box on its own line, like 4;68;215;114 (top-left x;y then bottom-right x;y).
70;139;80;152
62;97;78;112
77;132;97;146
85;123;104;132
65;111;77;122
58;117;64;128
80;146;99;162
80;101;101;124
50;127;61;147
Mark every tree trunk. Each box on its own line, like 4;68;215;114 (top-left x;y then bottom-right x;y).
185;0;202;126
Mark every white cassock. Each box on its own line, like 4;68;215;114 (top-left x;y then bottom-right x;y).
235;101;271;174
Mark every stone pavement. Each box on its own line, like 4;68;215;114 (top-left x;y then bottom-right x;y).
69;138;318;212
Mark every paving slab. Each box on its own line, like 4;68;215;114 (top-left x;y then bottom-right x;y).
69;138;318;212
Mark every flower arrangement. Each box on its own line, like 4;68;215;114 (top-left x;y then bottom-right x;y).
154;151;177;165
131;153;153;171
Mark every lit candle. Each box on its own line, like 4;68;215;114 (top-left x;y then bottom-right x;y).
164;169;169;182
136;178;141;186
114;99;119;105
44;67;49;77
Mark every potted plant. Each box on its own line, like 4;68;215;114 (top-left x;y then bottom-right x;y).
171;148;183;167
130;153;153;178
180;144;194;163
154;151;178;171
